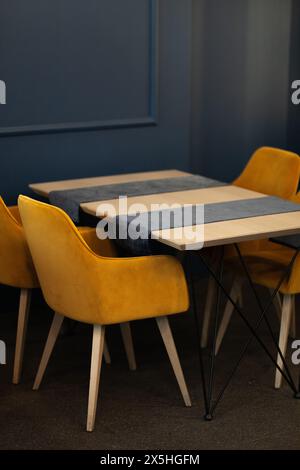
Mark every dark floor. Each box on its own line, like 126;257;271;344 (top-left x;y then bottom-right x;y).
0;280;300;450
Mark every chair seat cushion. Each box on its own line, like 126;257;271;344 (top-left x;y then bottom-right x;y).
226;247;297;294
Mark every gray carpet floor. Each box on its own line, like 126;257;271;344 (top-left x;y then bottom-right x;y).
0;281;300;450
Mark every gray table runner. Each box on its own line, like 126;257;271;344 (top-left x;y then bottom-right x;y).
111;197;300;255
49;175;225;223
47;174;300;255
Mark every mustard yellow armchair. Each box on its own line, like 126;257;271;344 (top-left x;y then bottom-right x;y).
0;196;131;384
234;146;300;199
214;192;300;389
0;197;39;385
201;147;300;350
18;195;190;432
233;146;300;255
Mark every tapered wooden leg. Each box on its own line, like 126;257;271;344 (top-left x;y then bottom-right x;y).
275;294;293;389
156;316;191;407
120;322;136;371
87;325;105;432
33;313;64;390
13;289;31;384
103;340;111;365
215;278;242;355
274;293;296;339
201;275;216;348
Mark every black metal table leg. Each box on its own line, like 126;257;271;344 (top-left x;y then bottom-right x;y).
187;257;209;417
233;243;299;397
205;246;224;420
297;373;300;398
188;246;299;420
188;247;226;420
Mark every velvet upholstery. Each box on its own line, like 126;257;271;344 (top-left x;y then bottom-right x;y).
228;147;300;256
0;197;39;289
227;192;300;295
0;197;117;290
18;196;189;326
226;148;300;293
234;146;300;198
76;226;117;258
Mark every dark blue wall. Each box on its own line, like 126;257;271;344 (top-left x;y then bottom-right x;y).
0;0;299;204
191;0;294;182
288;0;300;155
0;0;192;204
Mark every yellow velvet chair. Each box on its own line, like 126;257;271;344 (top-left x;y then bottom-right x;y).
217;193;300;389
233;146;300;255
201;147;300;349
234;146;300;199
213;167;300;388
0;196;134;384
0;197;39;384
18;195;191;432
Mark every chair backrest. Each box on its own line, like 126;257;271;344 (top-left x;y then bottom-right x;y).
18;195;109;322
0;197;38;288
234;147;300;199
285;191;300;293
19;195;189;325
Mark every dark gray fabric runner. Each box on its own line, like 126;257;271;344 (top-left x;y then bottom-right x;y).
111;196;300;255
48;174;300;254
49;175;225;223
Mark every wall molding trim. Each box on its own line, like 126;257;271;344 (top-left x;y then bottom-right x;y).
0;0;159;137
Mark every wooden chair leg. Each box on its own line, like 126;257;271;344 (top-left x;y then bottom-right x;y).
275;294;293;389
13;289;31;384
120;322;136;371
156;316;191;407
87;325;105;432
201;275;215;348
103;340;111;365
33;312;64;390
215;278;241;355
269;290;296;338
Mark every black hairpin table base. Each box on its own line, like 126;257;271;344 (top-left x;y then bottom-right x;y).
187;243;300;420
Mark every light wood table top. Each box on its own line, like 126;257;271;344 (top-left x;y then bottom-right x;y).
29;169;190;197
30;169;300;251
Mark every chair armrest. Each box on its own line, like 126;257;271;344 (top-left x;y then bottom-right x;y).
89;254;189;325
